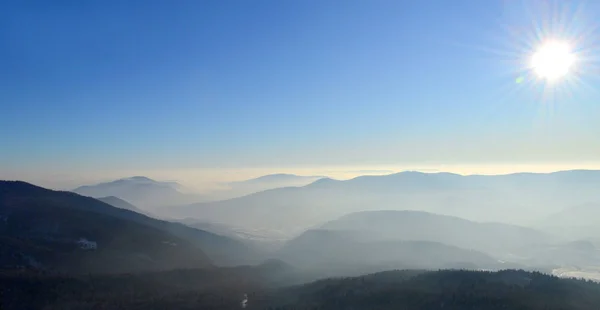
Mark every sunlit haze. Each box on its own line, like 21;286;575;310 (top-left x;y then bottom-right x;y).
5;1;600;306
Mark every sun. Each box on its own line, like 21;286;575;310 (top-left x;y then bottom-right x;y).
530;40;576;82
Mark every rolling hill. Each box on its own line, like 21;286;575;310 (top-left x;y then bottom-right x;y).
320;210;550;257
260;269;600;309
276;229;499;276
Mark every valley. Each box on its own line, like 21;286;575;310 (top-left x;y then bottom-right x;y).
2;170;600;309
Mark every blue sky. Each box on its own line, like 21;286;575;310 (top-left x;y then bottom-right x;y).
1;0;600;187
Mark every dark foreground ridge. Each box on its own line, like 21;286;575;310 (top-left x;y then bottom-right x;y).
1;268;599;310
0;181;262;273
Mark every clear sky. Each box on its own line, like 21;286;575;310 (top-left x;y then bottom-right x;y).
1;0;600;189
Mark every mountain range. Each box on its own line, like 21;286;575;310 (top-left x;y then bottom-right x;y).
73;174;327;208
72;176;202;210
229;173;325;186
0;181;263;273
205;173;326;201
3;170;600;310
320;210;550;258
275;229;500;277
162;170;600;237
4;171;600;277
316;210;600;267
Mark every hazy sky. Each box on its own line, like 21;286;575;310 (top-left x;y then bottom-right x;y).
2;0;600;189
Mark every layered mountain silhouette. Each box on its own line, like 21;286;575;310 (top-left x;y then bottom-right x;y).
72;176;202;209
97;196;144;213
539;202;600;240
206;173;326;201
0;181;263;273
270;210;555;275
276;229;499;277
320;210;550;257
231;174;325;185
164;170;600;236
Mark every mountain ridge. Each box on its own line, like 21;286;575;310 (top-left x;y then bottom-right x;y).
275;228;503;277
97;196;144;213
165;170;600;235
320;210;550;258
1;181;264;268
0;181;213;273
72;176;201;209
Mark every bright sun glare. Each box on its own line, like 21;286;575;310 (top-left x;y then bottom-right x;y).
530;40;575;82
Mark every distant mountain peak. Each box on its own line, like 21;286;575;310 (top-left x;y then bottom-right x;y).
120;176;156;182
390;171;462;177
258;173;299;178
71;177;197;209
236;174;326;184
74;176;158;190
304;177;339;187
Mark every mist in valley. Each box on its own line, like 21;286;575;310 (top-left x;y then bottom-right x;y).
62;169;600;281
4;0;600;308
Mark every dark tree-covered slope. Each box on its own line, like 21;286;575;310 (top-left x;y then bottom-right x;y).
0;181;263;272
1;269;600;310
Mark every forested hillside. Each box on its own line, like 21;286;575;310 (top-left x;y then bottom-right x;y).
2;269;599;310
